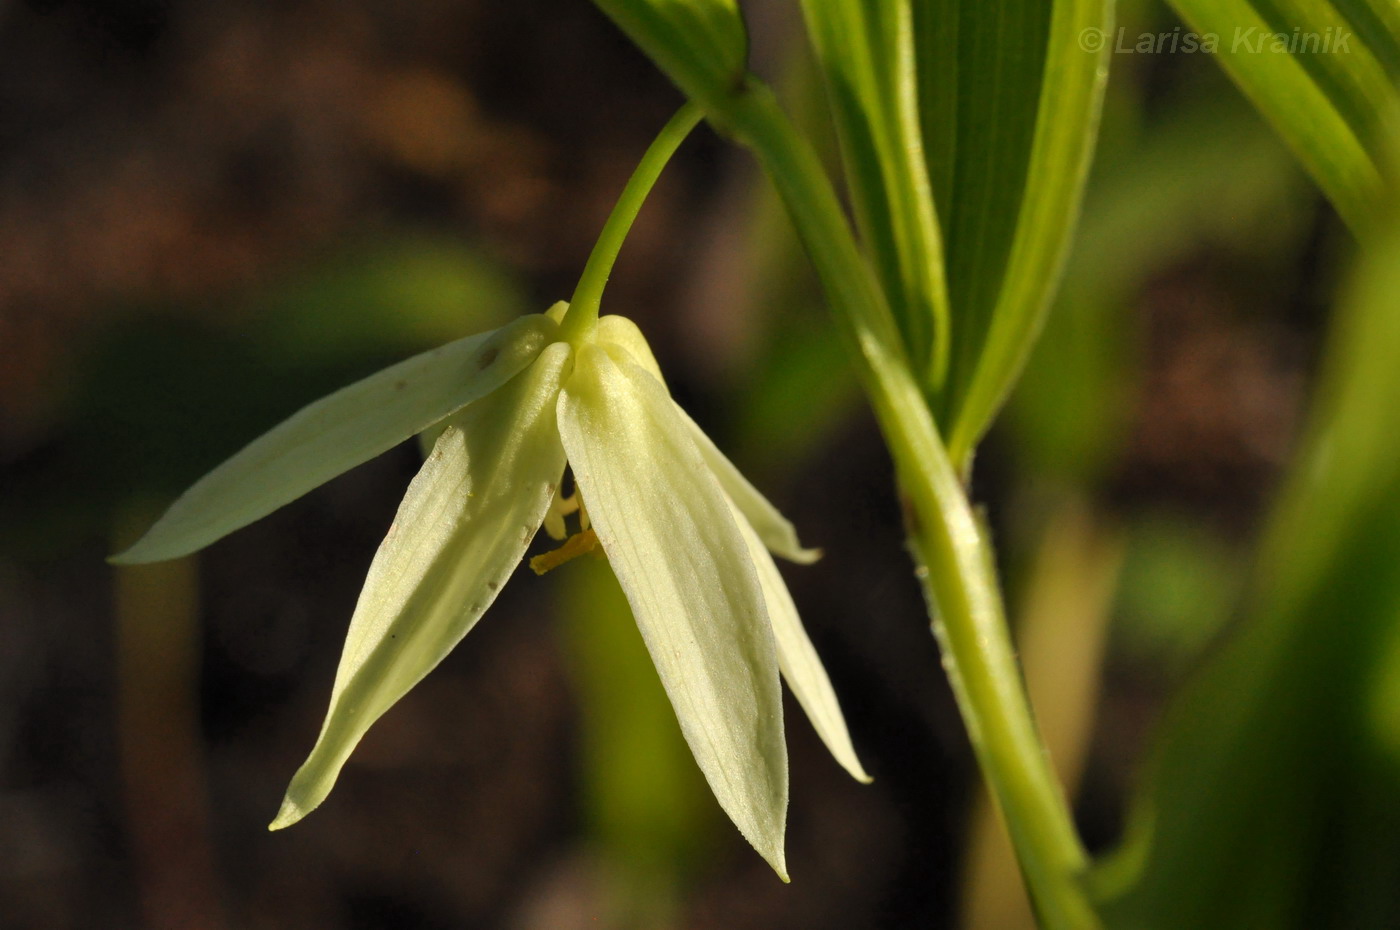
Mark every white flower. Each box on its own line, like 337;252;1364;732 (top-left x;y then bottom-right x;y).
115;303;869;877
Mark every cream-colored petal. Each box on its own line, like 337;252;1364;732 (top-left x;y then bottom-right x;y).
114;314;556;564
596;315;818;565
558;343;790;879
269;343;570;830
675;406;821;565
731;501;870;783
597;314;664;383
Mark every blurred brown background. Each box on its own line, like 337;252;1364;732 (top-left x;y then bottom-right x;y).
0;1;1332;927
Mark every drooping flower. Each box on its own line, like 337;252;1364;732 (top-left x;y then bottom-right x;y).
114;303;869;877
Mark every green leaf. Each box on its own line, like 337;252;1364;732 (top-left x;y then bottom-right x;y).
935;0;1114;467
916;0;1051;421
589;0;748;107
1167;0;1396;234
1333;0;1400;78
270;343;571;829
558;342;789;879
1095;221;1400;927
798;0;951;385
1261;0;1398;143
112;314;555;564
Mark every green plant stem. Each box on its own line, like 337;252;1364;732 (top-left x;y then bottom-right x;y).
718;80;1098;929
560;102;705;344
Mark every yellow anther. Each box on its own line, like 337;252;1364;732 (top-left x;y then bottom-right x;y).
529;528;601;575
542;485;582;541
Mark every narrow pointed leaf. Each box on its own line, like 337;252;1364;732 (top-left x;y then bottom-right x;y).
558;343;789;879
1258;0;1397;146
916;0;1053;422
799;0;951;384
1167;0;1396;235
270;344;570;829
942;0;1113;466
1336;0;1400;77
1096;220;1400;928
115;314;557;564
731;500;869;783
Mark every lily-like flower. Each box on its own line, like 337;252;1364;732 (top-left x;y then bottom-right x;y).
115;303;869;877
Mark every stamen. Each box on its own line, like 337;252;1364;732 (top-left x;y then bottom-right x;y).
529;528;601;575
542;484;581;541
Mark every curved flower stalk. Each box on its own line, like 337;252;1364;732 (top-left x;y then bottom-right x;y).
114;303;869;878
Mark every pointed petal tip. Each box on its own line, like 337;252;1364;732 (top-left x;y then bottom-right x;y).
268;796;309;832
107;545;160;566
109;525;200;565
834;743;872;784
107;537;178;565
753;838;788;882
107;533;155;565
828;747;873;785
772;858;791;884
784;545;823;565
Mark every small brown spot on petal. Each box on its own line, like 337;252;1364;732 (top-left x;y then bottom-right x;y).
477;347;499;370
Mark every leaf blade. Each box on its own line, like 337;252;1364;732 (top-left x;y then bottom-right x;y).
799;0;951;384
1167;0;1390;235
1097;217;1400;927
944;0;1114;465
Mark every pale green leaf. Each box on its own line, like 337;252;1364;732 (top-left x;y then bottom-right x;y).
558;342;789;879
1095;220;1400;928
1333;0;1400;77
269;344;570;829
1255;0;1397;147
916;0;1053;418
731;499;869;783
1168;0;1391;234
943;0;1113;466
114;314;557;564
799;0;950;383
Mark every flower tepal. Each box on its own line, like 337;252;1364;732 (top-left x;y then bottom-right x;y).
115;307;868;878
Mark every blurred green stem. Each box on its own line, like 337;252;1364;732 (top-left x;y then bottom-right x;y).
561;101;704;344
717;80;1097;929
